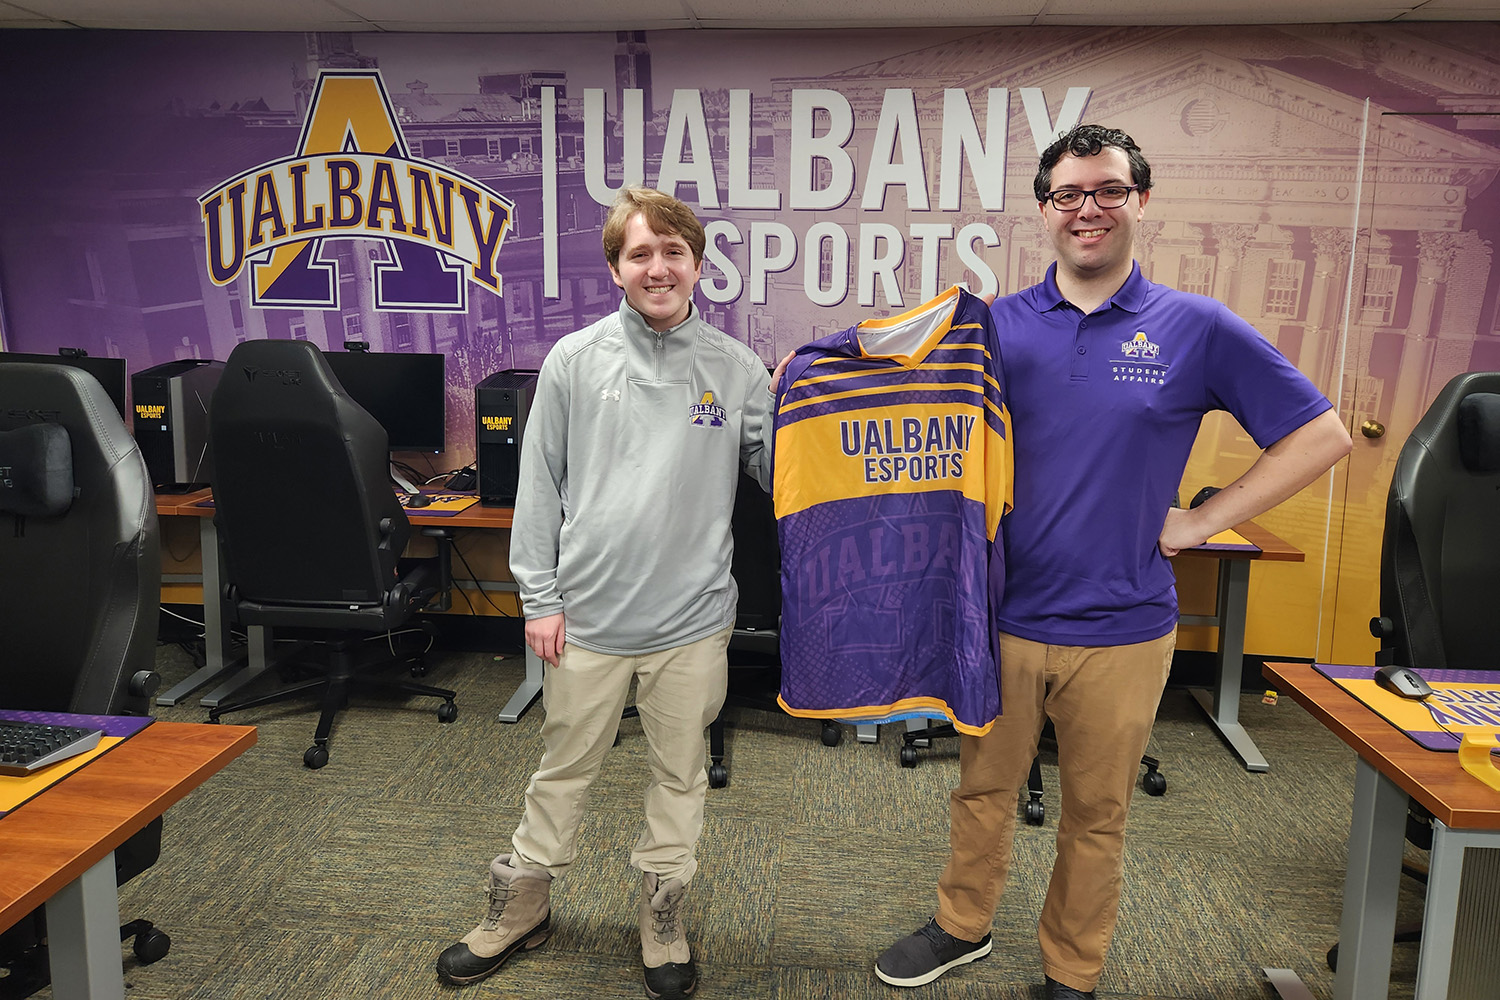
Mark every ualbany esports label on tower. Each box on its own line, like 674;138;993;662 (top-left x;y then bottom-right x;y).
200;71;516;313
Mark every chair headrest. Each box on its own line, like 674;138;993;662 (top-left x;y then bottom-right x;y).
0;422;74;517
1458;392;1500;474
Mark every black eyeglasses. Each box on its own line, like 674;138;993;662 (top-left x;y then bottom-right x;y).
1041;185;1140;211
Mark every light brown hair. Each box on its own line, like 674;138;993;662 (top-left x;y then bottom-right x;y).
602;187;706;268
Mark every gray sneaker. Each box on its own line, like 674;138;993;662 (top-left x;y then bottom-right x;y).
874;917;992;987
1045;975;1097;999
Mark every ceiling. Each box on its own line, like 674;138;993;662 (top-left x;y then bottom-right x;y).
1;0;1498;32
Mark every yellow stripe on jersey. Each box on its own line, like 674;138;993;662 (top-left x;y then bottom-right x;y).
779;375;1010;429
776;693;996;736
774;400;1012;535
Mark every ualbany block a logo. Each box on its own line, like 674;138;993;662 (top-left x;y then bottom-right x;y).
199;70;515;313
689;391;726;427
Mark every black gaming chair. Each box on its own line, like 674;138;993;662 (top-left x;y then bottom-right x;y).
1328;370;1500;972
203;340;457;768
0;361;168;995
1370;370;1500;673
710;470;843;786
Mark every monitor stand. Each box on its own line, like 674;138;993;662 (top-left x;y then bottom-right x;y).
389;463;421;496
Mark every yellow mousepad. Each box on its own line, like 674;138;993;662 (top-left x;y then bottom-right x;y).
400;493;479;515
1314;663;1500;752
0;711;153;816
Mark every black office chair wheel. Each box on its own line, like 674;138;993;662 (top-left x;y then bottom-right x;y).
1326;943;1338;972
122;920;170;964
1024;797;1045;826
438;700;458;723
900;745;919;768
304;743;330;769
1141;758;1166;796
708;763;728;788
821;722;843;747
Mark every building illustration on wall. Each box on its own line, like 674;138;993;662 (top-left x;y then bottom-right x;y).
0;23;1496;663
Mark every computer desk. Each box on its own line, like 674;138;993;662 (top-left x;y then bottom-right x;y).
862;520;1303;770
1173;519;1303;772
0;721;257;1000
154;499;1300;753
1261;660;1500;1000
152;493;544;724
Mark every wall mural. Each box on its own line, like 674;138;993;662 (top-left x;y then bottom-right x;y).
1;24;1497;662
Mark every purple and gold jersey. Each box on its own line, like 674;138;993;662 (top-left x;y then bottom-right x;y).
773;286;1012;735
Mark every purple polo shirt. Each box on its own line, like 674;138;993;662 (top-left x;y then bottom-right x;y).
992;262;1332;646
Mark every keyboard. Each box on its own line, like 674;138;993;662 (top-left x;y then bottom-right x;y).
0;720;105;776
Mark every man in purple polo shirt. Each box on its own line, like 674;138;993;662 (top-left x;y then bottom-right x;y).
875;125;1352;999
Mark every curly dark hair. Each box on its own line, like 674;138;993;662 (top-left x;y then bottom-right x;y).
1033;125;1153;203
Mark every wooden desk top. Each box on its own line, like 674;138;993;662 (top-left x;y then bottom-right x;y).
0;721;257;934
155;490;512;529
414;502;512;529
153;488;213;516
1263;661;1500;830
1173;519;1305;564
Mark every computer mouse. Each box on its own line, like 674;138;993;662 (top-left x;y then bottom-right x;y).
406;493;433;509
1375;664;1434;699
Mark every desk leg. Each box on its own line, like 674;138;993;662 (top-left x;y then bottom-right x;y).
1414;821;1500;1000
157;518;241;706
1188;559;1269;772
498;647;543;723
1333;758;1405;1000
200;625;271;707
45;853;125;1000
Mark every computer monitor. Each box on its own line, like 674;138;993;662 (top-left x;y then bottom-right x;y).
1;351;128;420
321;350;446;453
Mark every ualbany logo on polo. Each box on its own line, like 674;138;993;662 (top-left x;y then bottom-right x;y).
689;392;726;428
199;70;516;313
1120;332;1160;359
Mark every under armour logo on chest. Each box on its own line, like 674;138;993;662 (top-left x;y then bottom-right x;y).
600;389;621;401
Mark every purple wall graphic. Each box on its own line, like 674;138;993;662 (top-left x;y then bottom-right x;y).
2;24;1498;661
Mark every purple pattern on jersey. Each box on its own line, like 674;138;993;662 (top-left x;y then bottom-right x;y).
778;493;999;728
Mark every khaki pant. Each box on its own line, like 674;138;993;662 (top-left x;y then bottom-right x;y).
936;630;1175;992
510;625;732;885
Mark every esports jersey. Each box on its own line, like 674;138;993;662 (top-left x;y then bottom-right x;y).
773;286;1012;735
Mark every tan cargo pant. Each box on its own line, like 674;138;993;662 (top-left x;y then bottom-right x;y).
936;630;1175;992
510;625;732;885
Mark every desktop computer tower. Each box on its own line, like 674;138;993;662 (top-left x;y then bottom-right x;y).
132;359;225;491
475;370;537;506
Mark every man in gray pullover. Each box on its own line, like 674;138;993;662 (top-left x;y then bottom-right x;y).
437;187;778;1000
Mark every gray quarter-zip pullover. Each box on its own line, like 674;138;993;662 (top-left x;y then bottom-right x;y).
509;299;773;655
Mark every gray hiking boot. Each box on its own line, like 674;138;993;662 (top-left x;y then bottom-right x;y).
435;855;552;985
639;871;697;999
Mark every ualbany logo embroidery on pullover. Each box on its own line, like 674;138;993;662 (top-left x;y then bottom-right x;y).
689;391;726;427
